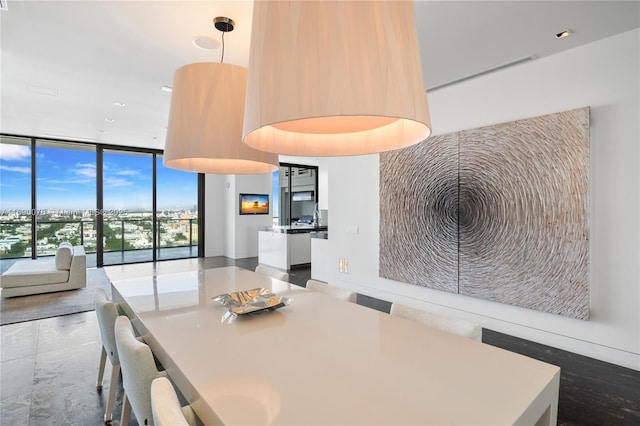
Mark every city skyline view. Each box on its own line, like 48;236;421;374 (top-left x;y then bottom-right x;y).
1;143;197;212
1;140;199;261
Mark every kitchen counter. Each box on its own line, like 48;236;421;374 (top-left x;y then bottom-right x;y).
258;226;328;270
259;225;328;234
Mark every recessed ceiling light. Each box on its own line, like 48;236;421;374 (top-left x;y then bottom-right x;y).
162;86;173;93
105;118;115;123
114;102;126;107
192;36;221;50
555;30;571;39
99;130;108;134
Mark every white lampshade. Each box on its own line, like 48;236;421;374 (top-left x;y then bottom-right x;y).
242;0;431;157
164;62;279;174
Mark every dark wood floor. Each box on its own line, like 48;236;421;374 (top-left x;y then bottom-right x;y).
482;329;640;426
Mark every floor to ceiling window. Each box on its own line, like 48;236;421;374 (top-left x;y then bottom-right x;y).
35;139;97;259
0;136;33;259
0;135;201;266
156;155;198;260
102;149;154;265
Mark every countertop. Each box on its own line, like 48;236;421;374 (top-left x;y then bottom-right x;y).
259;225;328;234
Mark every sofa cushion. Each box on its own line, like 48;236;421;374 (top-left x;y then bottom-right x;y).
1;259;70;288
55;245;73;270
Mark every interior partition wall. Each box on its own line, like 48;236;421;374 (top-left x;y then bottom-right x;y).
0;135;202;267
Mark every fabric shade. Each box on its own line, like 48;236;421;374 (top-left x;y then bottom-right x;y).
242;0;431;157
164;62;279;174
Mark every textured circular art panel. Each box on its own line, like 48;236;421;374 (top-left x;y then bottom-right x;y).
380;107;589;320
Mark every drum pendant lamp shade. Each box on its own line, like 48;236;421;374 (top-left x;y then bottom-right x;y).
163;62;279;174
242;0;431;157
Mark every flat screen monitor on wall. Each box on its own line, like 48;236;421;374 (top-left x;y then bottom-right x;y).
239;193;269;215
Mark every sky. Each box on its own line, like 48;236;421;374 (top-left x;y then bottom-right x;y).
0;143;197;212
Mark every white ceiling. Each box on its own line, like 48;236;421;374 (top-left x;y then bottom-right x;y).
1;1;639;154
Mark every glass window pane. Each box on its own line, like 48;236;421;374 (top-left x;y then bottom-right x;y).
278;165;290;226
272;169;279;226
0;136;32;260
156;156;198;260
35;140;96;259
103;150;153;264
291;166;317;224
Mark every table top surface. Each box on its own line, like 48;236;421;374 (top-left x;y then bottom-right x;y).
110;266;560;425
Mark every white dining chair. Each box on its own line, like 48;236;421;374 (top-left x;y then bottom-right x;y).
255;265;289;282
94;288;121;422
306;279;357;303
390;303;482;342
151;377;197;426
115;315;167;426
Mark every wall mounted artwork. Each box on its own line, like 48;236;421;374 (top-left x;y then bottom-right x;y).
380;107;590;320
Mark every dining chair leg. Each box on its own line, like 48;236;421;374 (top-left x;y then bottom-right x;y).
104;364;120;422
120;392;131;426
97;346;107;389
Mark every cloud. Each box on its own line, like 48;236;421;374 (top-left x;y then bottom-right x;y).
0;144;31;161
74;162;96;178
105;177;132;188
42;186;69;192
44;178;92;185
76;169;96;178
0;165;31;173
116;169;139;176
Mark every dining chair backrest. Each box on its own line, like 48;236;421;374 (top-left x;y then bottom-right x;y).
115;315;164;426
390;303;482;342
306;279;357;303
255;265;289;282
151;377;197;426
95;288;120;365
94;288;123;422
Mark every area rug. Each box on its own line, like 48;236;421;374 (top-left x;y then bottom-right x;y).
0;268;111;326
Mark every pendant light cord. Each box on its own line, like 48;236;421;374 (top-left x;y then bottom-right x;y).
214;16;233;64
221;31;225;63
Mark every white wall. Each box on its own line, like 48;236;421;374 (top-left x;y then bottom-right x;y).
204;173;273;259
204;174;225;257
324;29;640;370
233;174;273;258
318;163;329;210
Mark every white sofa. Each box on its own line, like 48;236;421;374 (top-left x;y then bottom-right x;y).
0;243;87;297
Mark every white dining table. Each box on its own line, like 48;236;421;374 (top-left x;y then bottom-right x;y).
110;266;560;425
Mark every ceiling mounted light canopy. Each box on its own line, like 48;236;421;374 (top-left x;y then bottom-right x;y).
242;1;431;157
163;17;279;174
